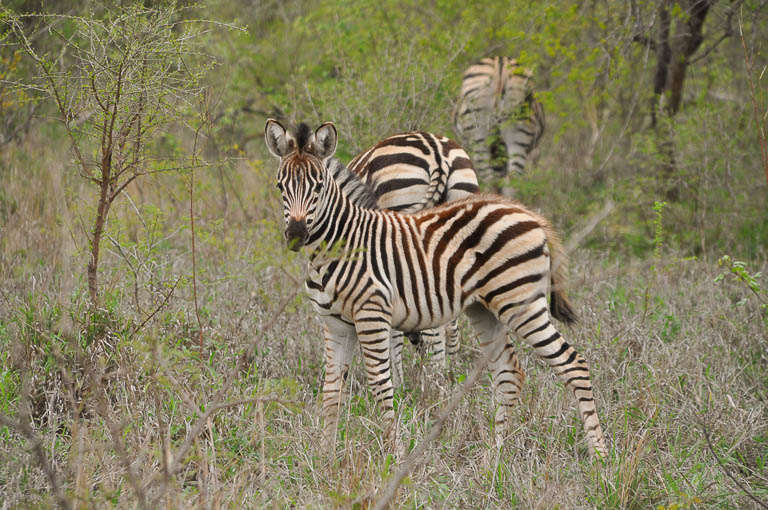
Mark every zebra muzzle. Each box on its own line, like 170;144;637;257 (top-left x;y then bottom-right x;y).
285;219;308;251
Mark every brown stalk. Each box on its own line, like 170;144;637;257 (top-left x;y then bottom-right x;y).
145;275;304;506
190;122;205;352
739;12;768;186
372;345;494;510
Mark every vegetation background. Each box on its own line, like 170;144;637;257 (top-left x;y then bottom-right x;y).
0;0;766;508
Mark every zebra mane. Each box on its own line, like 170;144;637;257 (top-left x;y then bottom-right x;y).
325;157;378;210
295;122;313;152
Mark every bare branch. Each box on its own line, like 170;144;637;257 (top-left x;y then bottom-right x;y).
130;277;181;337
739;9;768;185
0;414;72;510
373;345;494;510
699;420;768;509
689;0;742;64
144;272;305;506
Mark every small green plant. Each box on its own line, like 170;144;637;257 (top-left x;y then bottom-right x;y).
715;255;768;323
642;200;667;321
657;492;702;510
650;200;668;263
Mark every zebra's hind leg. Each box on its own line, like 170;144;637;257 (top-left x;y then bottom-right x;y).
444;319;460;358
389;330;405;387
508;296;607;458
319;315;358;452
421;327;446;367
464;304;525;448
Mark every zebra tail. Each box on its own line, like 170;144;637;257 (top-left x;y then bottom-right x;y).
540;218;578;324
422;153;449;210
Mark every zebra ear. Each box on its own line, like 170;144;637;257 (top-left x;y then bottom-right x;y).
265;118;290;158
314;122;337;161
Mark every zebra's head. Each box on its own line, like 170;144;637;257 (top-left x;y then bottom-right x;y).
265;119;338;251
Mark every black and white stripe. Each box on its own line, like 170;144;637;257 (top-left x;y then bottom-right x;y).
265;119;607;457
454;56;545;187
346;131;479;212
328;131;480;379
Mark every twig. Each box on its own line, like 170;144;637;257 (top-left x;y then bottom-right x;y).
594;30;652;177
372;345;494;510
565;198;615;253
130;277;182;338
86;365;150;510
0;414;72;510
699;421;768;509
738;9;768;186
145;276;304;506
689;1;741;65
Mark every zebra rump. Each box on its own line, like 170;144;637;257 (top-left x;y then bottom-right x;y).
453;56;545;187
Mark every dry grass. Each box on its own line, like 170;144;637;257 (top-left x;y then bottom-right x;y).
0;130;767;510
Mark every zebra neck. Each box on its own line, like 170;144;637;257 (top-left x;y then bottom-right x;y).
326;158;378;209
307;177;378;259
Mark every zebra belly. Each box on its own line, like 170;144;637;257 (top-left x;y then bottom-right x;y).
390;295;464;333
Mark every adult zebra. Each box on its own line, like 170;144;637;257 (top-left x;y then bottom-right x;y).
265;119;607;458
453;56;545;190
331;131;479;382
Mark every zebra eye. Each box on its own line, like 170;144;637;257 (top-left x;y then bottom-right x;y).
314;182;323;192
276;181;283;190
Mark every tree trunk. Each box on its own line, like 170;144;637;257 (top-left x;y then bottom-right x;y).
664;0;710;115
88;140;114;306
88;178;111;306
651;0;712;201
652;0;672;127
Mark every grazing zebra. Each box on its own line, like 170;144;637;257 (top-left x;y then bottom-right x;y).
334;131;480;380
264;119;607;457
453;56;545;188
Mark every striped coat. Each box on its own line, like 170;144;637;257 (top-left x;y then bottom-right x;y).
265;119;607;457
329;131;480;378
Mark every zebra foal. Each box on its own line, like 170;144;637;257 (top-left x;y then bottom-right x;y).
265;119;607;457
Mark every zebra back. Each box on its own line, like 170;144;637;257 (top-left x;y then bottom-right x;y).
347;131;479;213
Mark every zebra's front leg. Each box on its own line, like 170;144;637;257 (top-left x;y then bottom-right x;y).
354;305;401;456
319;316;358;452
